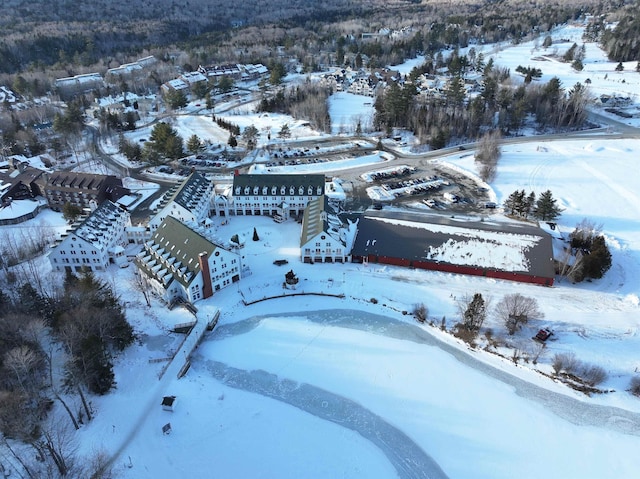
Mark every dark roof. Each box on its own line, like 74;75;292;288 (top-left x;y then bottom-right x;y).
140;216;219;287
232;174;325;197
171;172;211;210
352;210;555;279
46;171;120;191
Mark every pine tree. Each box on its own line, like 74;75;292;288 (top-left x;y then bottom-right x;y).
503;190;520;216
534;190;562;221
228;134;237;148
278;123;291;139
463;293;486;331
524;191;536;218
252;227;260;241
186;134;202;154
582;236;612;280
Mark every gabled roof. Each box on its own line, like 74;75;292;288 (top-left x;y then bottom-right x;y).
139;216;218;287
58;200;129;251
171;172;211;211
232;174;325;196
300;196;344;247
352;211;555;279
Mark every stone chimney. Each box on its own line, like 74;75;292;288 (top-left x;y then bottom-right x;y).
198;252;213;299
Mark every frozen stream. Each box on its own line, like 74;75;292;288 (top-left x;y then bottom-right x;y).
194;309;640;478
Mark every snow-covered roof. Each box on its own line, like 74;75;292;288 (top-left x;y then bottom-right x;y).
352;210;555;279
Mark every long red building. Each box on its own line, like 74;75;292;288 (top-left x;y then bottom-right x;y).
351;210;555;286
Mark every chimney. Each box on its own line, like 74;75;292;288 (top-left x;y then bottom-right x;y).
198;252;213;299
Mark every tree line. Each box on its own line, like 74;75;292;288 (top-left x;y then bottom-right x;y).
375;56;590;149
0;270;134;478
258;83;332;133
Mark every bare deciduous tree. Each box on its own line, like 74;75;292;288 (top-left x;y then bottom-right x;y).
413;303;428;323
495;293;543;335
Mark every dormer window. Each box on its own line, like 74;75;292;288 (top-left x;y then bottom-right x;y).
308;186;313;195
281;186;286;195
244;186;250;195
317;186;323;195
235;187;241;195
271;186;277;195
253;186;259;195
298;186;304;195
262;186;268;195
289;186;295;195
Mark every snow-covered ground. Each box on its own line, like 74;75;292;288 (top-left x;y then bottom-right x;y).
3;20;640;479
73;134;640;479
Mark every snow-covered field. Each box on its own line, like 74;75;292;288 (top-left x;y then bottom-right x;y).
4;21;640;479
71;131;640;479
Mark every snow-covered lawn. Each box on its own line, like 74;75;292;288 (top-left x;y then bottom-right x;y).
74;132;640;478
4;20;640;479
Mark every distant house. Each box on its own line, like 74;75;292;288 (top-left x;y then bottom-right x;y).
300;196;350;263
148;172;214;234
161;78;189;94
38;171;128;212
0;86;17;104
105;55;157;84
351;210;555;286
54;73;104;100
198;64;243;81
0;165;45;202
180;71;207;87
135;216;242;305
49;201;131;273
219;173;325;219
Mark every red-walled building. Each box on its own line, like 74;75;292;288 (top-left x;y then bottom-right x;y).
351;211;555;286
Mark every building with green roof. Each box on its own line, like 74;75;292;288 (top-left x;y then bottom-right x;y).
135;216;241;304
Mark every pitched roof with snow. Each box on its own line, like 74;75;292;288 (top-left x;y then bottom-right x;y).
136;216;218;287
300;196;345;247
170;172;212;211
352;211;555;279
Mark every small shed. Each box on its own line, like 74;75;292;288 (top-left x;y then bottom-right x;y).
161;395;177;411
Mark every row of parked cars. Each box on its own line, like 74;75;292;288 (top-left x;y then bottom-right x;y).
369;166;417;181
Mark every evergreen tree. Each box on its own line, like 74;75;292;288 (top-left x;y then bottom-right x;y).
205;91;214;110
463;293;486;331
581;236;612;280
62;202;83;222
218;75;234;93
186;134;202;154
524;191;536;218
278;123;291;139
164;89;187;109
269;62;287;85
146;122;184;160
534;190;562;221
252;227;260;241
228;134;237;148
